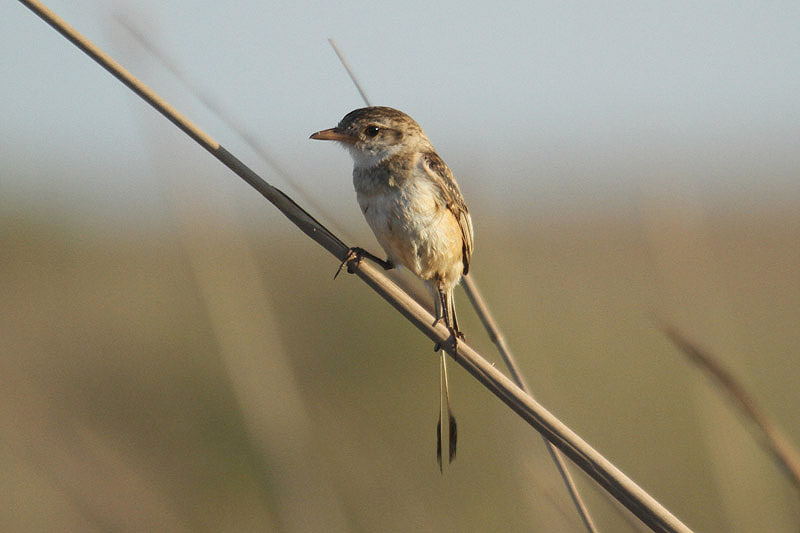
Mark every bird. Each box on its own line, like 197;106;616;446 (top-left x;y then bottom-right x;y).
310;106;473;471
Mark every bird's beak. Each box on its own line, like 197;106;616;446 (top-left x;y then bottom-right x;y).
309;128;356;144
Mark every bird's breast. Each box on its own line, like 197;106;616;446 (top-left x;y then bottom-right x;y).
354;169;463;286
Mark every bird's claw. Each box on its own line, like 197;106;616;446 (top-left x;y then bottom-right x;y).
433;324;465;353
334;248;362;280
334;247;393;279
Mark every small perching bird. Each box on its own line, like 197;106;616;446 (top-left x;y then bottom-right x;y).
310;106;473;470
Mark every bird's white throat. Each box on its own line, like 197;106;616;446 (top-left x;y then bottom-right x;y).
346;143;403;170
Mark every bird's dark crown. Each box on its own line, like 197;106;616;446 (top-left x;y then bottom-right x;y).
336;106;428;142
338;106;420;130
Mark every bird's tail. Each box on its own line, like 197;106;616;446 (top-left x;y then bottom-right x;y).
434;286;458;471
437;347;457;471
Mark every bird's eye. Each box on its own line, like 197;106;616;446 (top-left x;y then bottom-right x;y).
365;125;380;137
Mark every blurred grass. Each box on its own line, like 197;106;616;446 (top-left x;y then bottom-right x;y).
1;201;799;531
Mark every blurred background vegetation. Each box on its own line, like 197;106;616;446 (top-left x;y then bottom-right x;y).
3;164;799;531
3;1;800;531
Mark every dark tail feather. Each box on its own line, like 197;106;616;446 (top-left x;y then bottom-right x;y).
435;288;459;471
449;412;457;462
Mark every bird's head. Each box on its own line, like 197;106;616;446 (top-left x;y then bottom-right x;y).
310;106;432;168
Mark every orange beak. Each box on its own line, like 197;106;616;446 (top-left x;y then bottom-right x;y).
309;128;356;144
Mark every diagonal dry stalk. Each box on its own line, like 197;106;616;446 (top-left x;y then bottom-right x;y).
662;325;800;494
18;1;693;530
325;38;598;533
327;38;373;110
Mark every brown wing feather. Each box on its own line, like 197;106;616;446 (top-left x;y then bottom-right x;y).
421;152;473;275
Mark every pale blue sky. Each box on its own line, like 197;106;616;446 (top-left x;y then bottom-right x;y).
3;1;799;224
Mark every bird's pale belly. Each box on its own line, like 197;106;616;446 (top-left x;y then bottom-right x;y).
357;185;462;289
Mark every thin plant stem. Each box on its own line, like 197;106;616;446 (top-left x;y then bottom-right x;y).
328;38;372;107
662;325;800;494
17;2;694;530
329;37;598;533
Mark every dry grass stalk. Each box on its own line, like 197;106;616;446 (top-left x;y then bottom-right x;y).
663;325;800;494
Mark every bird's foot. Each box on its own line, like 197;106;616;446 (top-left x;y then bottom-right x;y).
334;247;393;279
433;323;465;352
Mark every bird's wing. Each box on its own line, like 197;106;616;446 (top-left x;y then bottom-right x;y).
421;151;473;275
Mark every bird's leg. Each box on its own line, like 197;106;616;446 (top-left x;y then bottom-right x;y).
432;286;448;352
449;296;465;341
433;284;464;352
431;284;446;329
334;247;393;279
